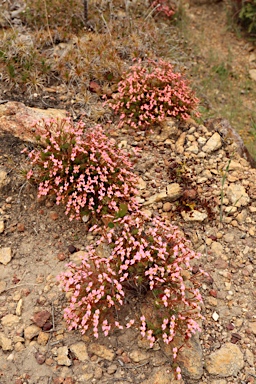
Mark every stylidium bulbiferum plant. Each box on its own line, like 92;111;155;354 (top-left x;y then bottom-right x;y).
57;211;205;379
22;117;139;221
106;59;200;130
149;0;176;18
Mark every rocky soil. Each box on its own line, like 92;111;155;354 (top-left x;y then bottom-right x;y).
0;101;255;384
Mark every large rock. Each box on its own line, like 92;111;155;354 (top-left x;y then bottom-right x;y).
141;367;184;384
143;183;182;206
177;335;203;380
0;332;13;351
24;324;41;340
0;247;12;265
226;184;250;207
55;346;72;366
129;349;150;363
202;132;222;153
181;210;208;222
205;343;244;377
88;343;115;361
70;342;89;362
0;101;66;143
1;314;19;328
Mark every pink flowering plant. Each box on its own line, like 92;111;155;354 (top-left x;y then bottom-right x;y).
149;0;176;18
106;59;200;129
57;211;204;372
22;117;139;221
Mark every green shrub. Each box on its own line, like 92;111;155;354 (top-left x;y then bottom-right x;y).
231;0;256;35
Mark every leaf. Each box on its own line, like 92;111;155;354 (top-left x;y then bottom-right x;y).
108;222;115;229
116;203;128;218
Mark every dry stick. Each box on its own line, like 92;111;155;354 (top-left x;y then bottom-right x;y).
144;3;160;21
219;158;231;223
6;283;41;291
51;301;56;331
43;0;54;47
83;0;88;24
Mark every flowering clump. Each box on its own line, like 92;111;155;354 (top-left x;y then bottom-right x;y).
57;212;204;368
106;59;200;129
150;0;176;18
23;118;139;221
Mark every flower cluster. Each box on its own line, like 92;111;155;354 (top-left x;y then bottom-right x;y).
150;0;175;18
106;59;200;129
23;118;139;221
57;211;204;367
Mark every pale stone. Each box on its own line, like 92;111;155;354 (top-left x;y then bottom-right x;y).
69;250;87;265
0;220;4;234
70;342;89;362
129;349;149;363
14;342;25;352
0;247;12;265
228;160;243;171
16;299;23;316
236;209;248;223
94;366;103;379
176;132;186;154
202;132;222;153
144;183;181;206
249;69;256;82
211;242;224;257
205;343;244;377
249;52;256;63
0;169;8;189
136;196;145;204
186;143;199;154
208;297;218;306
136;177;147;190
181;210;208;222
198;136;207;145
166;184;182;200
141;368;183;384
223;233;234;243
245;348;254;366
78;372;94;382
0;280;6;294
224;206;237;214
212;311;219;321
0;332;13;351
56;346;72;366
82;214;90;223
37;331;50;346
88;343;115;361
1;314;19;327
201;169;212;178
117;140;127;149
226;184;250;207
24;324;41;340
248;322;256;335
